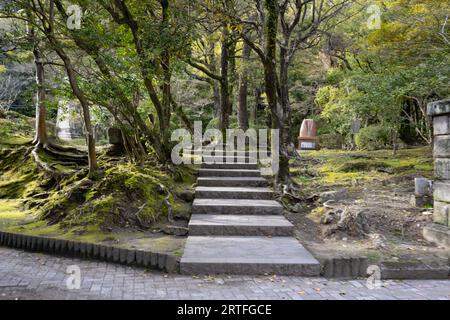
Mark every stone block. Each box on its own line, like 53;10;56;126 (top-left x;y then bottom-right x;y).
433;135;450;158
119;248;128;264
333;257;344;278
67;241;75;255
434;115;450;135
59;240;68;255
105;246;114;261
7;233;13;247
85;243;93;257
12;234;18;248
53;239;61;253
321;259;334;278
158;254;167;270
341;257;352;278
427;99;450;117
14;234;19;248
23;235;30;250
30;236;37;251
112;247;120;263
3;232;9;246
3;233;8;245
41;237;49;252
410;195;433;208
17;234;24;249
36;237;43;251
92;244;100;258
135;250;144;266
79;242;87;257
48;238;55;253
126;250;136;265
99;245;108;260
423;223;450;248
434;181;450;203
17;234;23;248
21;235;28;249
165;255;178;273
108;127;123;145
150;252;158;268
142;252;151;267
73;241;81;256
435;158;450;180
433;201;450;226
350;257;361;277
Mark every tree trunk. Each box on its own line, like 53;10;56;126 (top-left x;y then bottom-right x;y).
160;0;172;155
207;41;221;118
264;0;289;184
228;36;237;117
279;42;294;151
51;41;98;176
220;22;231;132
32;45;48;146
238;38;250;131
252;86;262;125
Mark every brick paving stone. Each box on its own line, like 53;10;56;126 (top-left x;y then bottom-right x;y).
0;247;448;300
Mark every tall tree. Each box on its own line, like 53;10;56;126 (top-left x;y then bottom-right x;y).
237;33;251;131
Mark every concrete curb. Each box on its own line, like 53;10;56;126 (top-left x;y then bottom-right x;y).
0;230;179;273
380;261;450;280
316;254;449;280
316;254;369;279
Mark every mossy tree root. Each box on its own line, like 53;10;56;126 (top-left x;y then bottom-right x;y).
31;143;88;176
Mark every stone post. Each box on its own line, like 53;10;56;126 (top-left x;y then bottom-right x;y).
423;99;450;248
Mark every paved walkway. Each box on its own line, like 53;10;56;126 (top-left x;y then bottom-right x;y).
0;247;448;300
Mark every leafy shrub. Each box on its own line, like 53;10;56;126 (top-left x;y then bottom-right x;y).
317;133;344;149
355;125;391;150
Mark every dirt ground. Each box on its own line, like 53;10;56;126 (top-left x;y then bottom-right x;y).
286;147;449;265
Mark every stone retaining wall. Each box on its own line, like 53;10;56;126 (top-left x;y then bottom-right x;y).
424;99;450;248
427;99;450;227
0;231;179;273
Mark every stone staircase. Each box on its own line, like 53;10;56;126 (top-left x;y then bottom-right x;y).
180;151;320;275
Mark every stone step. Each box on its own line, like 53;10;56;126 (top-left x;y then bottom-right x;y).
201;162;259;170
184;150;270;157
199;169;261;177
192;199;283;215
202;156;257;164
180;236;320;276
197;177;268;187
195;186;273;200
188;214;294;236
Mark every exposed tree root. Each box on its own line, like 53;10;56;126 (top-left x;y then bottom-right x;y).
31;142;88;177
31;147;60;177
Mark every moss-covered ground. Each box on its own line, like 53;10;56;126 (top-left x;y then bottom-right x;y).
291;146;433;192
0;112;194;255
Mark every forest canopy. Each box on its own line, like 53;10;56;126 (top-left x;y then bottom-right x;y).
0;0;449;184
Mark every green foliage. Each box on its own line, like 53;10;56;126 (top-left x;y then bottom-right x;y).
355;125;391;151
317;133;344;150
313;0;449;145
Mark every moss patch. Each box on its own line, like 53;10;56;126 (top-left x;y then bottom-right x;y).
0;113;34;146
293;146;433;189
1;145;195;236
